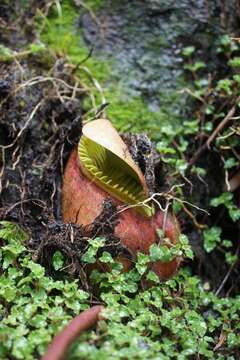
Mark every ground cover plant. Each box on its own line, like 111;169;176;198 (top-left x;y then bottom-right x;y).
0;1;240;359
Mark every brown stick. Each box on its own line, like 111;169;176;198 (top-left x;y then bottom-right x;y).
41;305;104;360
188;96;240;168
227;171;240;192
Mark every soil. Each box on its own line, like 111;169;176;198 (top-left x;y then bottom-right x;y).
0;0;239;296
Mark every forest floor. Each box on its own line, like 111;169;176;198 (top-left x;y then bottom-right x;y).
0;1;240;359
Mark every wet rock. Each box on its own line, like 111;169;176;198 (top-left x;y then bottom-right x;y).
79;0;239;108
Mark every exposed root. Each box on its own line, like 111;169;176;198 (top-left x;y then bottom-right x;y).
116;183;210;219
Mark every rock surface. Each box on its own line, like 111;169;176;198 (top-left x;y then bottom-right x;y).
80;0;239;110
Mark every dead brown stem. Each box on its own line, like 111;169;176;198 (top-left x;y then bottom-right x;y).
41;306;104;360
188;96;240;168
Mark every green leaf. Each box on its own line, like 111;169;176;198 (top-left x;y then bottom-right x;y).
52;251;65;271
150;244;174;263
81;237;105;264
99;251;114;263
182;46;195;57
229;56;240;67
203;227;222;252
146;271;160;283
216;79;233;95
136;253;149;275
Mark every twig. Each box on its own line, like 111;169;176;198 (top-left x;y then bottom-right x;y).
188;96;240;168
0;101;43;194
227;171;240;192
214;241;240;296
72;46;94;72
178;88;206;104
181;203;208;229
116;183;210;217
0;100;43;151
16;76;86;95
77;65;106;105
3;199;46;216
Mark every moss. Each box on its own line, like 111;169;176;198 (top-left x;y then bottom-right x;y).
40;0;110;82
105;88;183;138
83;0;105;10
41;0;184;137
